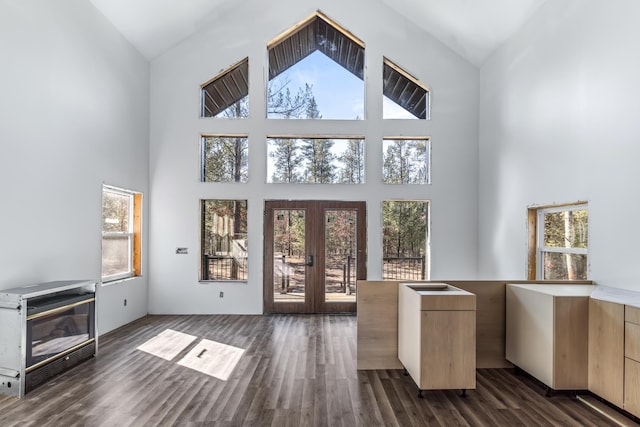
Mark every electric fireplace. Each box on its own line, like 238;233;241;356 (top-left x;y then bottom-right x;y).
0;280;97;398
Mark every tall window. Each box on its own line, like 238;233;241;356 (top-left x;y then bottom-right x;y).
102;186;142;282
198;11;434;284
529;203;588;280
201;200;248;281
382;200;429;280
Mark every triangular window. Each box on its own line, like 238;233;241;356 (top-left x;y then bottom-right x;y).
267;11;364;120
383;57;430;119
201;58;248;118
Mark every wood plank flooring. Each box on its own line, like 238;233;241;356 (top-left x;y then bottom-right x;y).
0;314;628;426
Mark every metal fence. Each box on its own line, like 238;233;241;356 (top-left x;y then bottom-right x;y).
203;255;247;280
383;256;426;280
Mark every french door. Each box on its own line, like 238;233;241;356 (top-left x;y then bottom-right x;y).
263;200;366;313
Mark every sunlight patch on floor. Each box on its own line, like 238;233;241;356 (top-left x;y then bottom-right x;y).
136;329;197;360
177;339;244;381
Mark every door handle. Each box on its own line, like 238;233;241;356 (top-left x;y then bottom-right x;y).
306;255;314;267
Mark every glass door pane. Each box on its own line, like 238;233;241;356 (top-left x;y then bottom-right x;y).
273;209;306;303
324;209;357;303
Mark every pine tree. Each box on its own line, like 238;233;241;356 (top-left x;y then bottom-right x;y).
383;139;427;184
338;139;364;184
269;138;302;183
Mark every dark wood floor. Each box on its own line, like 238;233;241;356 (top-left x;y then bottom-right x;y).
0;314;625;426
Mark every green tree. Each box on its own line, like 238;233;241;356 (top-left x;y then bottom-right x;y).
203;136;248;183
338;139;364;184
301;98;335;183
383;201;427;258
301;137;335;183
269;138;302;183
383;139;427;184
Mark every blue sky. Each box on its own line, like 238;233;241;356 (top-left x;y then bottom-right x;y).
269;50;415;120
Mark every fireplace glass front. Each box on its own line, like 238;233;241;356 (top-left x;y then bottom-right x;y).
26;293;96;370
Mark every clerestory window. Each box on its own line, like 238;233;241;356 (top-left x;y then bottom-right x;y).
383;57;430;119
201;58;248;118
267;11;365;120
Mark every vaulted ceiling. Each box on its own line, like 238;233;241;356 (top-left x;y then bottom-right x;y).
89;0;547;67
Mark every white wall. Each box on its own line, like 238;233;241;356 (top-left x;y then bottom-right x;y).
148;0;479;314
0;0;150;333
479;0;640;290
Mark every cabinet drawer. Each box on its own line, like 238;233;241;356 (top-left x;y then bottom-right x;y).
625;358;640;417
627;305;640;325
627;322;640;362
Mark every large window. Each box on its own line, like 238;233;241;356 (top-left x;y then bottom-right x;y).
529;203;588;280
102;186;142;282
197;11;435;284
267;137;365;184
382;200;430;280
201;200;248;281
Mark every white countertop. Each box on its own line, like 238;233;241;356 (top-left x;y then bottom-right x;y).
505;283;640;308
590;285;640;308
507;283;595;296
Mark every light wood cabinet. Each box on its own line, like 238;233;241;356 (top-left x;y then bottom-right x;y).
398;283;476;393
627;305;640;325
625;305;640;417
588;298;624;407
626;321;640;362
356;281;404;370
505;284;593;391
625;358;640;417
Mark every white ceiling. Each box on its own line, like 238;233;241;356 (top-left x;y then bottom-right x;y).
89;0;548;66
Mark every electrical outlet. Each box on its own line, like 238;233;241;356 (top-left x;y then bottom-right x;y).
124;299;127;306
219;291;224;298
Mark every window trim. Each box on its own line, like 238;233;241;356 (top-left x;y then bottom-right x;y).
528;202;588;280
101;185;142;283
